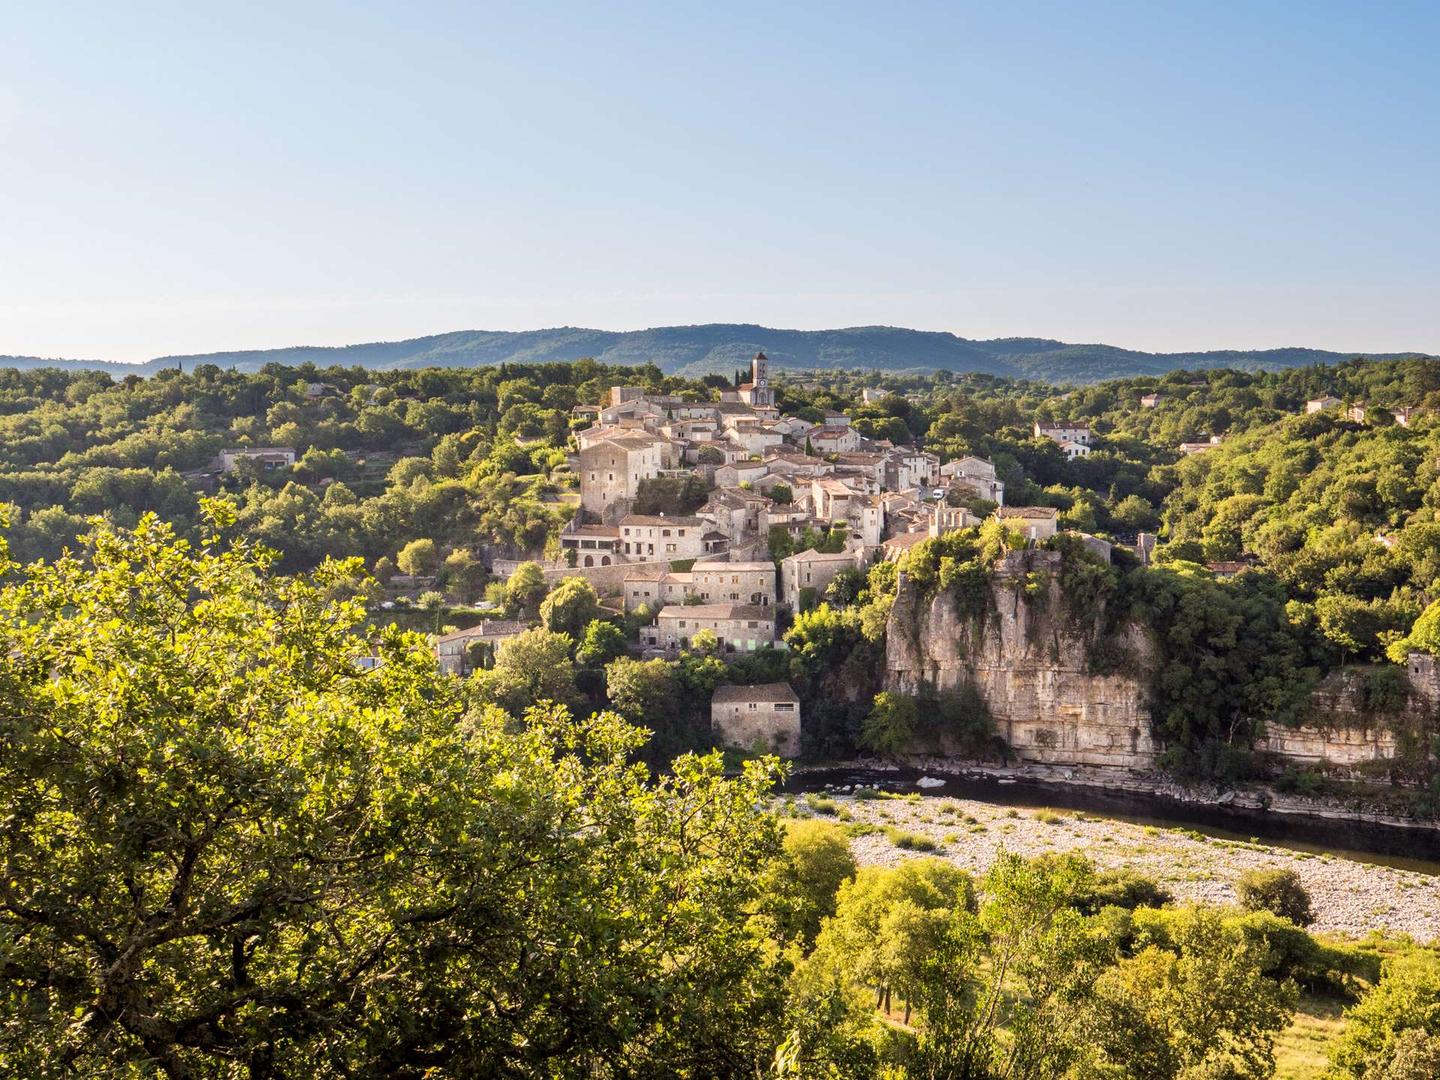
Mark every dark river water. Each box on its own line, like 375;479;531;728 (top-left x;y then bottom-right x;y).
786;767;1440;875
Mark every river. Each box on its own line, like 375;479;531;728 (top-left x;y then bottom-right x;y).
788;767;1440;875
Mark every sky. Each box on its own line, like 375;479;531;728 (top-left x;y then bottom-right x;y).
1;1;1437;363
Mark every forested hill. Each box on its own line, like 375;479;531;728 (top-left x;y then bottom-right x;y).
2;324;1431;383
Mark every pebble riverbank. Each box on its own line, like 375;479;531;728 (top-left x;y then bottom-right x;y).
786;789;1440;941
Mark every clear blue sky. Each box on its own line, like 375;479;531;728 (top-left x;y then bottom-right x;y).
2;1;1436;362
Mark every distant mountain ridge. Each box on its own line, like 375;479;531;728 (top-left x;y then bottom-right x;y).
2;324;1431;384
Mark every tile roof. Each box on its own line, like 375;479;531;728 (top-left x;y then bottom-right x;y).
712;682;799;704
656;603;774;620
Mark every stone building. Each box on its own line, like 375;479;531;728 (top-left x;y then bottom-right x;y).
618;515;708;559
711;682;802;757
623;561;776;612
1034;422;1092;446
996;506;1060;541
558;522;622;566
781;548;862;610
735;351;776;409
641;604;776;652
578;433;668;515
808;426;862;454
218;447;296;472
434;621;529;676
939;455;1005;504
690;561;777;606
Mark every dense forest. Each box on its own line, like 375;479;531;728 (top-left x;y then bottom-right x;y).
2;511;1437;1078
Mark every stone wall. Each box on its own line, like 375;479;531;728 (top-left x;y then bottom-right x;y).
885;551;1156;769
712;704;801;758
491;558;673;597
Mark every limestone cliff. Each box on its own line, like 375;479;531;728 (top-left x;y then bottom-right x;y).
1256;665;1434;779
885;550;1156;769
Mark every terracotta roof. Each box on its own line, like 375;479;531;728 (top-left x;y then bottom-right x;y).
434;621;529;645
620;514;704;528
998;506;1060;519
562;524;620;537
883;531;929;549
656;604;774;621
712;682;799;705
1206;561;1247;574
784;549;856;564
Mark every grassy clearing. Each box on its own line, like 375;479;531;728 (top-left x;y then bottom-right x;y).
1273;995;1347;1079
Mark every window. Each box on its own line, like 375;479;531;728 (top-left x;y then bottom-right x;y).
678;621;687;629
662;529;671;537
748;703;757;711
747;621;758;629
775;702;795;712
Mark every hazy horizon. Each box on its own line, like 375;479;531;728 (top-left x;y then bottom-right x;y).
3;2;1437;363
5;314;1437;369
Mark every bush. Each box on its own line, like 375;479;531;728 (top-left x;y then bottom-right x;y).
804;794;840;817
1088;867;1173;913
1329;951;1440;1078
1236;867;1314;926
884;827;939;852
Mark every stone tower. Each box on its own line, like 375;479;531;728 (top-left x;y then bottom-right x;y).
751;350;769;388
742;351;775;409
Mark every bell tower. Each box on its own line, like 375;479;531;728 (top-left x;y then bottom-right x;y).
751;350;769;388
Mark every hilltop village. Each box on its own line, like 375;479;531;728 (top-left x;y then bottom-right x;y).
562;352;1083;636
433;352;1130;755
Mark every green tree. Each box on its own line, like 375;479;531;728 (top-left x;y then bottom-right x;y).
0;507;790;1077
538;576;602;639
475;626;578;713
416;588;448;633
771;820;858;946
504;560;548;619
859;691;918;755
575;618;627;668
396;536;437;576
604;656;681;723
1089;906;1294;1079
1389;598;1440;662
1330;951;1440;1078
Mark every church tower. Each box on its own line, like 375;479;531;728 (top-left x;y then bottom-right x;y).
751;350;769;388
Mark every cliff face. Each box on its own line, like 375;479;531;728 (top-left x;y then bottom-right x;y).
884;552;1433;779
885;551;1156;769
1256;666;1433;779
